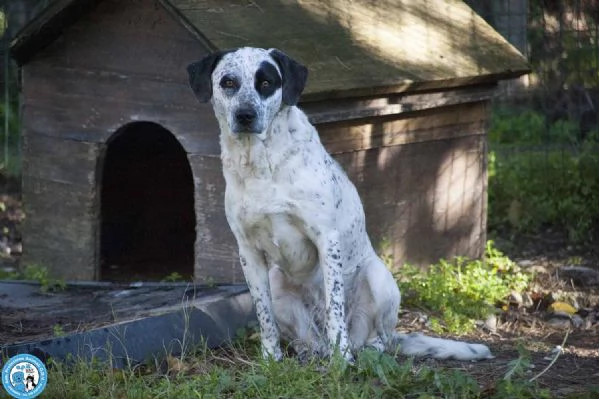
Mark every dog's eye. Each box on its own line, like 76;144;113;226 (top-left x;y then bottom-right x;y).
260;80;270;89
223;79;236;88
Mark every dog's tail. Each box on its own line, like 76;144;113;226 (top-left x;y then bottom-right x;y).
388;332;494;361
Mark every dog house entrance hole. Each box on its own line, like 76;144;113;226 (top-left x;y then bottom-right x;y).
100;122;195;281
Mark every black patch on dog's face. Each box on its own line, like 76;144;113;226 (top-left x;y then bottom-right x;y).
187;49;234;103
255;61;282;99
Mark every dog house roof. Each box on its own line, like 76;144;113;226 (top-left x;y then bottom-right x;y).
11;0;529;100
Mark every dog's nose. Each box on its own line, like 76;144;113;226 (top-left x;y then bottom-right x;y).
235;108;257;126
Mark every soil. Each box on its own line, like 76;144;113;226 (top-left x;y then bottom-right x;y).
0;182;597;397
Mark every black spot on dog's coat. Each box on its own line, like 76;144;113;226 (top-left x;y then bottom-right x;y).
255;61;282;99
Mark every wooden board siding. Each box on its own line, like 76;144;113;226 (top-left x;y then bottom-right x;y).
187;154;243;284
21;176;98;280
319;102;489;270
20;0;214;280
20;0;217;154
17;0;493;282
186;100;489;283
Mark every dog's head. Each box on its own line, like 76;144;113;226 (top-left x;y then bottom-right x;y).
187;47;308;138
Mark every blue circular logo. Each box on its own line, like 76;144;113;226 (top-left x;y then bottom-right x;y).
2;354;47;398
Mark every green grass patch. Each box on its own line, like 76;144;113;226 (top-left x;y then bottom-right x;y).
20;343;561;399
397;241;530;334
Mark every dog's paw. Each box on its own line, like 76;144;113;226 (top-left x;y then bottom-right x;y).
262;346;284;361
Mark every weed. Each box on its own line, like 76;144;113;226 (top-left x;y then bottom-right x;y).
161;272;185;282
0;267;19;280
21;264;66;293
52;324;65;337
397;241;530;334
496;343;553;398
0;264;67;292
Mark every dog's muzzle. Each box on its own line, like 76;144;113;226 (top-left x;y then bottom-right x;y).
233;107;261;134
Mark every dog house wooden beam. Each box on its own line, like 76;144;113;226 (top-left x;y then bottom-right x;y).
12;0;529;282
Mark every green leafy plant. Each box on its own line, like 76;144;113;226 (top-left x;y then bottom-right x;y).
488;107;599;244
0;267;19;280
52;324;65;337
22;264;66;293
398;241;530;334
161;271;185;282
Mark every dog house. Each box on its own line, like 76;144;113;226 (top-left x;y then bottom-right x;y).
11;0;529;282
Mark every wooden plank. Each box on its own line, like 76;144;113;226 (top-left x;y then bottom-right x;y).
34;31;203;79
170;0;530;96
23;64;194;104
303;85;496;123
185;134;486;280
188;154;243;283
21;176;98;280
22;134;100;186
10;0;98;65
21;91;220;155
318;102;487;154
334;135;486;270
23;0;207;78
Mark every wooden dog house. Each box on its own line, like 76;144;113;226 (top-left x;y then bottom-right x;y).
11;0;529;282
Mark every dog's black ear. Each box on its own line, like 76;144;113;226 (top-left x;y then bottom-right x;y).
269;49;308;106
187;50;231;103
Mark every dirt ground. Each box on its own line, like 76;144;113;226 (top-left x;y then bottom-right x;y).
0;185;597;396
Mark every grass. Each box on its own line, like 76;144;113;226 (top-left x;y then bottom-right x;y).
2;243;576;399
7;337;565;399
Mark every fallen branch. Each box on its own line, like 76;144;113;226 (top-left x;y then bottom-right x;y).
529;328;570;383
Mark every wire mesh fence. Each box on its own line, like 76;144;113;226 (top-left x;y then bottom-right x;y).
1;1;51;178
468;0;599;241
468;0;599;142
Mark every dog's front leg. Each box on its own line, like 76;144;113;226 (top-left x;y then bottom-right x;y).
320;230;352;361
239;248;283;361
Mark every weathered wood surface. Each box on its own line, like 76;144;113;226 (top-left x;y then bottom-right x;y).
188;154;244;284
16;0;492;282
335;134;487;270
22;133;98;186
170;0;529;99
317;102;487;154
19;0;214;280
21;134;100;280
13;0;529;99
21;176;98;280
20;0;219;155
188;102;489;283
303;84;496;124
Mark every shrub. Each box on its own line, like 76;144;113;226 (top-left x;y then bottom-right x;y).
488;107;599;243
397;241;530;334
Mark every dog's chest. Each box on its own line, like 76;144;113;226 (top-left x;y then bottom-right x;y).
226;178;319;275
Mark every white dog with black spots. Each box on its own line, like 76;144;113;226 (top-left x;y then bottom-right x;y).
187;47;493;363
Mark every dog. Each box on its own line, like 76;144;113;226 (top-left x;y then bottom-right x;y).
187;47;493;362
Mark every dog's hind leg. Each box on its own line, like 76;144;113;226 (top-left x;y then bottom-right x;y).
347;255;401;353
269;267;326;360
